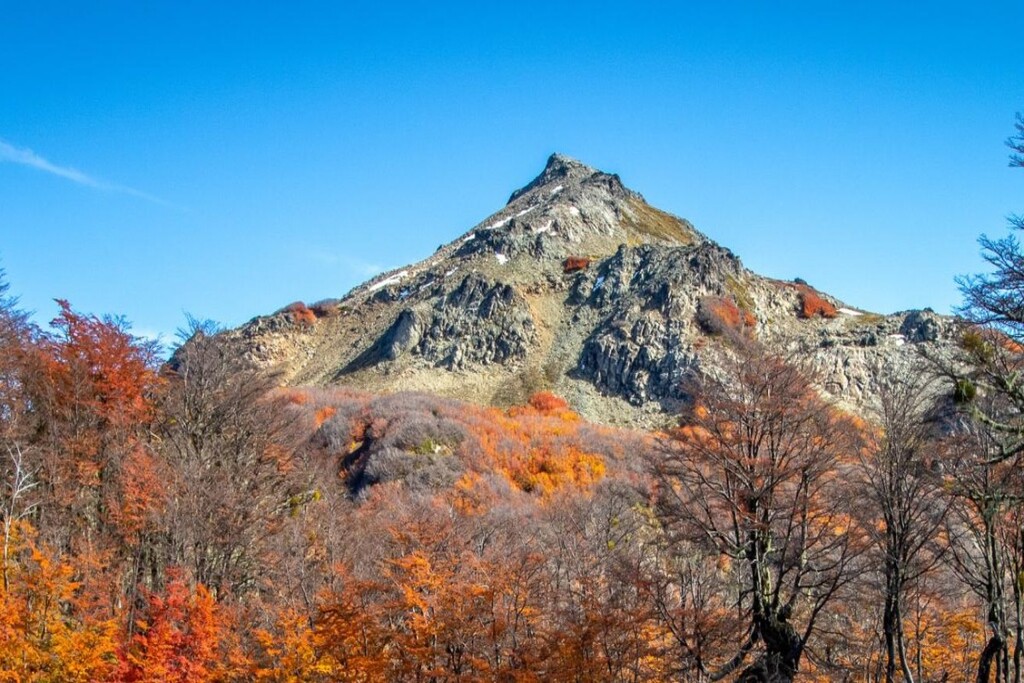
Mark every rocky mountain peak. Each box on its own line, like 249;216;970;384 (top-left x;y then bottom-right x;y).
221;155;960;428
544;152;597;178
508;152;627;204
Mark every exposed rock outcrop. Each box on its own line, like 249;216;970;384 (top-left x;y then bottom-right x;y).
214;153;958;426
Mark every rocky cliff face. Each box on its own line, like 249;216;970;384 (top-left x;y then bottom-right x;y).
219;154;957;427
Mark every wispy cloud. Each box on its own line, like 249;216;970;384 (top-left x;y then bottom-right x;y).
0;138;172;206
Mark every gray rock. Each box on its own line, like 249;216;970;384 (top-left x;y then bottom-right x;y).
214;153;961;424
901;309;943;343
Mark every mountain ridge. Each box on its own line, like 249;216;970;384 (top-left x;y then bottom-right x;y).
219;153;956;426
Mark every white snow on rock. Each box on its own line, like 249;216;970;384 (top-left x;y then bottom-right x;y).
593;275;606;291
482;217;510;231
462;233;476;242
495;253;509;265
549;185;564;196
367;270;409;293
838;308;863;316
533;220;553;234
515;206;536;218
887;334;906;346
445;267;458;277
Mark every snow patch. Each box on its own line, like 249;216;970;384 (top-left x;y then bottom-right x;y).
444;267;459;277
533;220;553;235
482;217;510;231
495;253;509;265
549;185;564;196
568;206;581;217
515;206;536;218
366;270;409;293
593;275;606;291
838;308;863;316
887;334;906;346
462;233;476;242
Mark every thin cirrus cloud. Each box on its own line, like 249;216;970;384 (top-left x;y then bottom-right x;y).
0;137;173;207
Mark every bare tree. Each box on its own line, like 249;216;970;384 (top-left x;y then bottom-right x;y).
856;375;949;682
654;342;865;682
0;444;37;591
947;113;1024;682
157;321;302;596
943;418;1024;683
954;112;1024;463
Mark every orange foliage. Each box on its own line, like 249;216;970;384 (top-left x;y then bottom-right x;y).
563;256;591;273
107;446;167;544
117;571;227;683
0;526;120;682
795;284;838;318
964;324;1024;355
909;604;984;682
0;277;1001;683
527;390;569;414
43;299;159;429
285;390;309;405
314;405;337;428
697;295;756;334
283;301;317;326
465;402;604;496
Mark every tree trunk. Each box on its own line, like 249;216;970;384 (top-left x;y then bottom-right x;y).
884;589;898;683
978;634;1006;683
737;613;802;683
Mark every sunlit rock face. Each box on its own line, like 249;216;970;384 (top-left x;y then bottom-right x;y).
214;153;958;427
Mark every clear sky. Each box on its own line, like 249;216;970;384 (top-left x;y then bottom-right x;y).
1;2;1021;344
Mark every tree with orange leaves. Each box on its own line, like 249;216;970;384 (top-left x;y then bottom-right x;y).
117;570;226;683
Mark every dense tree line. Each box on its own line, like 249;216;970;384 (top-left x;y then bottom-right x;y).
0;272;1020;683
1;117;1023;681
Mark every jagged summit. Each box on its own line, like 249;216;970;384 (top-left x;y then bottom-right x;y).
508;153;605;203
220;155;957;427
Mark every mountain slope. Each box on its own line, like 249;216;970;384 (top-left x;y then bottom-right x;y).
221;154;955;427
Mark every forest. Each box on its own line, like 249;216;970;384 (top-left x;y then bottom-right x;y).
0;120;1021;683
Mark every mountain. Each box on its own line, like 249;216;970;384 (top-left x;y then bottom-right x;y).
220;153;955;427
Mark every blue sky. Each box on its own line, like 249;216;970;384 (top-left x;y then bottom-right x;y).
1;2;1021;344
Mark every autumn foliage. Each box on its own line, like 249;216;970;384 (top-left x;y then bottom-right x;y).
0;273;1015;682
283;301;317;326
696;294;756;335
563;256;592;273
796;283;838;318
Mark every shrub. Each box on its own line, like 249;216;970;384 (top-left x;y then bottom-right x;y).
314;406;337;428
563;257;591;273
696;295;756;335
283;301;317;326
796;285;837;319
528;391;570;414
954;378;977;404
309;299;343;318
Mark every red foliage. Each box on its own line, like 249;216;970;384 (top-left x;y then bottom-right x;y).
117;571;224;683
283;301;317;326
796;285;838;319
966;325;1024;355
285;390;309;406
563;257;592;273
697;296;756;335
527;391;570;414
314;405;337;428
42;300;160;430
